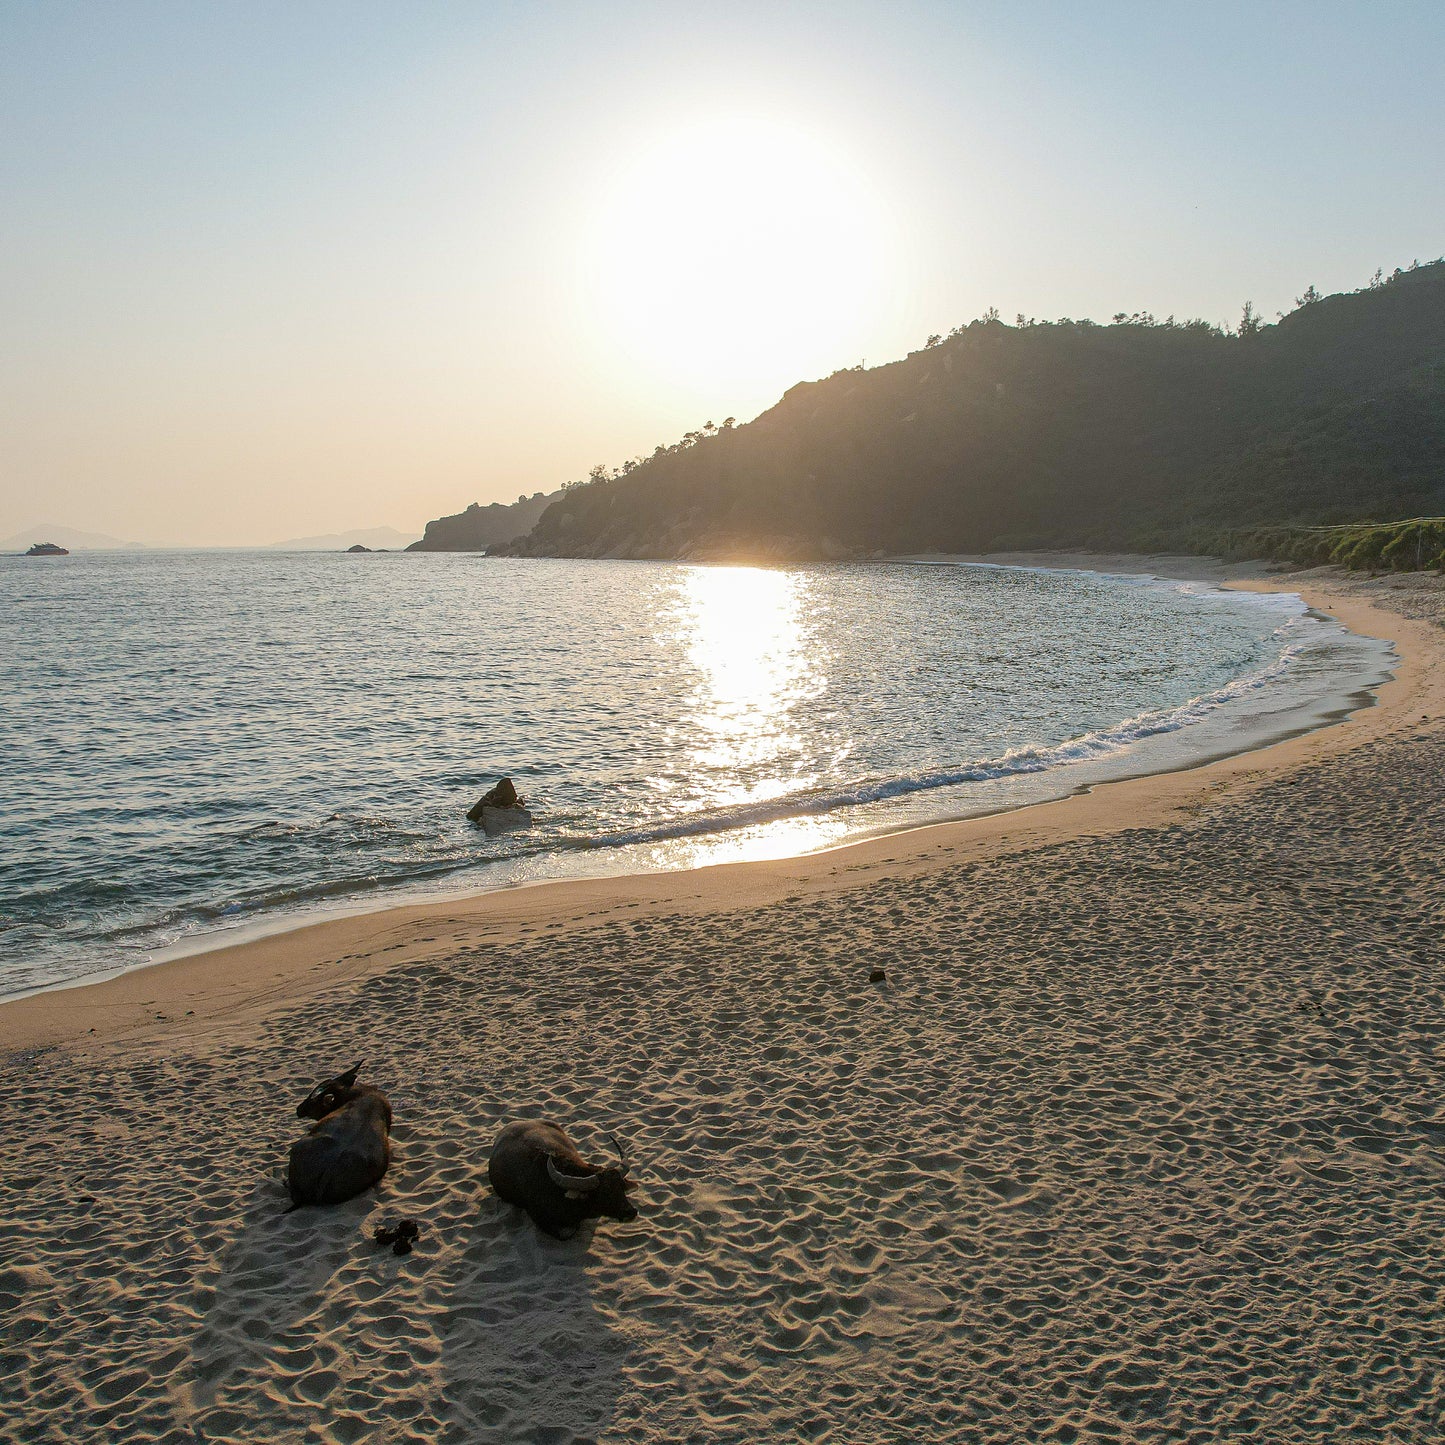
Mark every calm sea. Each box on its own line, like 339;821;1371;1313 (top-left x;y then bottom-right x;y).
0;552;1392;998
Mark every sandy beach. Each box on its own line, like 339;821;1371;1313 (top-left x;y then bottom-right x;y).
3;559;1443;1444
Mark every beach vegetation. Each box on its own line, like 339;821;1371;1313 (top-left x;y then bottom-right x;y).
1214;517;1445;573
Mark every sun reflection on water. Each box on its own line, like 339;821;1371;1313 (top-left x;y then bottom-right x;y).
640;565;843;864
676;565;819;772
635;814;852;873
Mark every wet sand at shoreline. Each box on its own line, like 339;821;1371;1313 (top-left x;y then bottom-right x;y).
3;561;1443;1443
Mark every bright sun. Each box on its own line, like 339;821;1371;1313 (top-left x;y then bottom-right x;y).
584;115;896;398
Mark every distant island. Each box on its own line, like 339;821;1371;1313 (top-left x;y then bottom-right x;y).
264;526;420;551
427;261;1443;568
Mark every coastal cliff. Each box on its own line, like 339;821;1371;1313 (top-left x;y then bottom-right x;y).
407;491;560;552
485;262;1445;562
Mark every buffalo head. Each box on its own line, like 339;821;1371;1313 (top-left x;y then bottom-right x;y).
296;1061;363;1121
545;1134;638;1223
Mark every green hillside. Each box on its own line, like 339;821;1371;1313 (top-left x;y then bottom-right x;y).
489;262;1445;563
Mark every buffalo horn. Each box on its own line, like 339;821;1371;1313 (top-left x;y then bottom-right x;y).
546;1155;601;1193
608;1133;630;1174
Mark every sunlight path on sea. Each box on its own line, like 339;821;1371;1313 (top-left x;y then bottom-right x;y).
654;567;850;866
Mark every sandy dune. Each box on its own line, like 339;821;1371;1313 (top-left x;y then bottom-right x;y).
2;564;1443;1444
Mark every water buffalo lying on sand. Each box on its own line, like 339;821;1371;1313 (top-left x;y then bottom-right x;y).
488;1120;637;1239
285;1063;393;1209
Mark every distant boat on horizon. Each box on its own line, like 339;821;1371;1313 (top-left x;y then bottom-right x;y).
24;541;69;556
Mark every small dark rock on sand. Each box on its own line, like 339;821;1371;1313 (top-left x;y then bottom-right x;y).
373;1218;421;1255
869;968;887;984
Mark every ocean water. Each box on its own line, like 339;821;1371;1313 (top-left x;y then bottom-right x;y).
0;552;1392;998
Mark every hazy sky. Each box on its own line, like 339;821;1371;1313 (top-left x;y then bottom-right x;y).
2;1;1441;546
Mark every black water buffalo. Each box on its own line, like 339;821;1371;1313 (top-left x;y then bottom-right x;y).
488;1120;637;1239
285;1063;393;1208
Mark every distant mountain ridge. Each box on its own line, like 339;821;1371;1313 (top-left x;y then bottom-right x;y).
488;261;1445;562
3;524;424;552
2;524;142;552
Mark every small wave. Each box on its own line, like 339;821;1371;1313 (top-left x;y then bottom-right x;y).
193;854;494;923
239;819;294;836
239;812;430;841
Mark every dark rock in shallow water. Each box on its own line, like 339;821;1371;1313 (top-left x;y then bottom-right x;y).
479;804;533;835
467;778;532;833
869;968;887;984
468;778;520;820
486;778;520;808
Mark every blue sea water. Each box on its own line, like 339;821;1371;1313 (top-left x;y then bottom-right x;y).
0;551;1393;998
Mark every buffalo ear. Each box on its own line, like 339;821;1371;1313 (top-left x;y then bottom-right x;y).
336;1062;363;1088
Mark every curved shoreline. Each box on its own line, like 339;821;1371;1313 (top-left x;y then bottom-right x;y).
4;550;1362;1002
2;558;1437;1056
59;560;1383;994
0;562;1376;1006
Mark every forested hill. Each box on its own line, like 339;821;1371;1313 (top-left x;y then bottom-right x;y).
493;262;1445;562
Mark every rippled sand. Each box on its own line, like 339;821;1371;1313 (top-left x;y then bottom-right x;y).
2;567;1443;1444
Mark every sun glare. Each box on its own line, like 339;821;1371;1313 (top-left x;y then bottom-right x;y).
583;115;896;397
633;563;852;867
677;564;813;774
